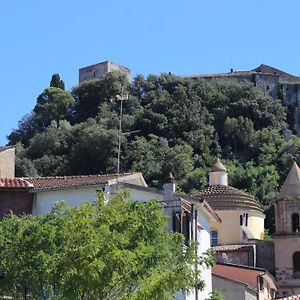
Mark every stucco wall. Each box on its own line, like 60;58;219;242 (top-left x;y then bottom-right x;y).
248;214;265;240
32;186;100;215
212;274;256;300
197;211;213;300
0;148;15;178
210;210;264;244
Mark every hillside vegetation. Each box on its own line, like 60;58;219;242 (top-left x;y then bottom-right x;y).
8;72;300;209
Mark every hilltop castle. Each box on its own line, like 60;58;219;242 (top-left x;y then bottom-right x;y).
184;64;300;135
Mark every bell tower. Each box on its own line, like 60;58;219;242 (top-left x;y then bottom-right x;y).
274;162;300;298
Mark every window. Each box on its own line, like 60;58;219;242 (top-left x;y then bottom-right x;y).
293;252;300;278
172;211;181;233
292;213;300;232
240;213;248;226
211;230;218;246
172;211;191;246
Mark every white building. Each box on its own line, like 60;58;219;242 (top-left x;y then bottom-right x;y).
24;171;220;300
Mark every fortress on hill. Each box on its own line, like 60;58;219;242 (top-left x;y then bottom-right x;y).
79;61;300;135
184;64;300;135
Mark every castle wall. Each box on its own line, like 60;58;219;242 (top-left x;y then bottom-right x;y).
79;61;131;83
254;73;279;99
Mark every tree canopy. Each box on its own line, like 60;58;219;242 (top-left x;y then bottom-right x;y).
0;192;212;299
8;71;298;212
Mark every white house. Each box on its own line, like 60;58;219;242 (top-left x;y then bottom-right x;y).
22;171;220;300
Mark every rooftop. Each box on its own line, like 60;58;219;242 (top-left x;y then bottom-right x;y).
213;244;255;252
0;178;33;189
210;158;227;172
193;185;263;212
277;162;300;200
212;263;277;291
23;172;136;191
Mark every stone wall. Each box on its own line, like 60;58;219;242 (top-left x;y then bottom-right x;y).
79;61;131;83
249;239;275;275
274;235;300;298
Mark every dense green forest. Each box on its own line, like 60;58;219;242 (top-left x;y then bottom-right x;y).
8;72;300;209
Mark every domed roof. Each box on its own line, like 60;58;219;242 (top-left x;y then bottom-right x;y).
193;185;263;212
211;158;227;172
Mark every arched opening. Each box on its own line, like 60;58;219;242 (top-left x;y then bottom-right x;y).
293;252;300;278
292;213;300;232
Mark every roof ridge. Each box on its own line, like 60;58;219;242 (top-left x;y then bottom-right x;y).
22;172;135;180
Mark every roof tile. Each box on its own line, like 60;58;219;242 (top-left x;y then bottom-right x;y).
193;185;262;212
23;173;135;190
0;178;33;189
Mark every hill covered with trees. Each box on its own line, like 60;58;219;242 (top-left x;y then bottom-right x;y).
8;72;300;210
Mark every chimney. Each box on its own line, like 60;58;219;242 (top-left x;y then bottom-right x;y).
163;172;175;202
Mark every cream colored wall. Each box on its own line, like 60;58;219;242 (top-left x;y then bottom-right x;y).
211;211;241;244
210;210;265;244
248;214;265;240
0;148;15;178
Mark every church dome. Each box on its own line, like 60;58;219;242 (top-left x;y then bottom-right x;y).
193;185;263;212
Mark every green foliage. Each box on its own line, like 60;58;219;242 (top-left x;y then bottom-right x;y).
0;192;210;299
50;73;65;90
34;87;75;130
209;289;224;300
8;72;298;211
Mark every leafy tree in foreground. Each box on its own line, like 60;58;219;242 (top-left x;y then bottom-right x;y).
0;191;212;299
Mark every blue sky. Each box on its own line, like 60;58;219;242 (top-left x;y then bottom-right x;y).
1;0;300;146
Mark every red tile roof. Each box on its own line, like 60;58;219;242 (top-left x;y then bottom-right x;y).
0;178;33;189
277;296;300;300
212;264;261;289
24;173;135;190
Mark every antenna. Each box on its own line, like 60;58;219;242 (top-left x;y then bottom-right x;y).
117;86;125;175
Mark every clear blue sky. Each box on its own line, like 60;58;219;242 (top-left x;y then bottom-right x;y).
1;0;300;146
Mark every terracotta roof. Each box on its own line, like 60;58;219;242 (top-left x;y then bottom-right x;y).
211;158;227;172
212;263;277;291
0;178;33;189
193;185;263;212
24;173;135;190
277;162;300;200
213;244;255;251
277;296;300;300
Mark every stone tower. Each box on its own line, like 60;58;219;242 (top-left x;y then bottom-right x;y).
274;162;300;298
